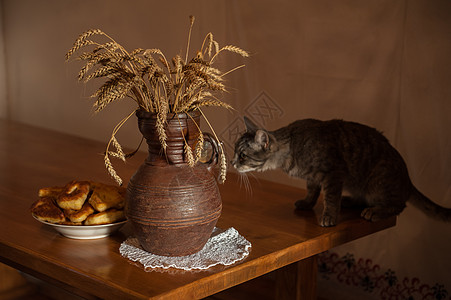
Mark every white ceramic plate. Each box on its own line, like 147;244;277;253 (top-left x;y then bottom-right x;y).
33;216;127;239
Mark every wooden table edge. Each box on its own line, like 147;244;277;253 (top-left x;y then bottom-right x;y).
0;215;395;299
156;215;396;299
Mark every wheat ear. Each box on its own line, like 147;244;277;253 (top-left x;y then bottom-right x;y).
194;132;204;163
184;143;195;167
210;45;249;64
218;150;227;184
186;112;204;163
185;16;195;63
103;110;135;185
200;32;213;57
104;154;123;186
111;136;126;162
176;115;195;167
65;29;104;60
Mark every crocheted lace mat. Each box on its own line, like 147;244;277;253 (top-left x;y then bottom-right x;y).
119;227;252;270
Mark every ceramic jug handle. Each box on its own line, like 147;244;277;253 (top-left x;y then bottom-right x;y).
201;132;220;167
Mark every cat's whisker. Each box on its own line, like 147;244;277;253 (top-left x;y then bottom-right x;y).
240;173;248;195
236;172;253;196
236;172;244;189
248;171;259;181
247;172;261;188
242;173;253;196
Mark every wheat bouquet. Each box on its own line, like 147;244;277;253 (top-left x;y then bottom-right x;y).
66;16;248;185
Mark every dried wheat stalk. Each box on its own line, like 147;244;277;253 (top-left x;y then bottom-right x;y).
219;151;227;184
104;154;123;186
184;143;195;167
194;132;204;163
66;16;248;184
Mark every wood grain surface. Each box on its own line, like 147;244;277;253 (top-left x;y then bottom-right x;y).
0;120;396;299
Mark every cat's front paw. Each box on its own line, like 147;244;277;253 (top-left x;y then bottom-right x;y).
361;207;381;222
319;214;337;227
295;199;315;210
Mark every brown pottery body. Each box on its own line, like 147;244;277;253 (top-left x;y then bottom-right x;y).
126;110;222;256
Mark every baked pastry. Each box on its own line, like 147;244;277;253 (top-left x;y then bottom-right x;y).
64;202;95;223
57;181;90;210
30;196;66;224
88;182;125;212
38;186;64;198
32;180;126;226
84;209;125;225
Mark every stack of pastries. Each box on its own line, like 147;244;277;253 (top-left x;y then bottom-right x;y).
30;180;126;225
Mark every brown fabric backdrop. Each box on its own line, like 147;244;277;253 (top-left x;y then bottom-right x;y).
1;0;450;291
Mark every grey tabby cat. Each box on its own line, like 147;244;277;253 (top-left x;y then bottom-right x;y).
231;117;451;227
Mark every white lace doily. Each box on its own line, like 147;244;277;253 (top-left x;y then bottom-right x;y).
119;227;252;270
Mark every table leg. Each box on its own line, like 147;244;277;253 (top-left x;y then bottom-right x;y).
275;255;318;300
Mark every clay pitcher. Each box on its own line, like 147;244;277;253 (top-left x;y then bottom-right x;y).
125;109;222;256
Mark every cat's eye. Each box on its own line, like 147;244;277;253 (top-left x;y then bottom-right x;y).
239;152;246;160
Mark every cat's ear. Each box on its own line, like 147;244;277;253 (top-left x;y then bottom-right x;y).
244;116;259;133
255;130;269;150
244;117;269;149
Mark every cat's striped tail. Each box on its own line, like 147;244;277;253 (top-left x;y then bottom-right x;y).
409;186;451;222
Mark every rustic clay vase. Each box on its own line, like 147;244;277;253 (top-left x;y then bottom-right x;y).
125;110;222;256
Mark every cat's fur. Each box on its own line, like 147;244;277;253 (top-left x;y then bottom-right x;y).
231;117;451;226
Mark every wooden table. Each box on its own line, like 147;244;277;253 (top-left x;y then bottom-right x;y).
0;120;396;299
